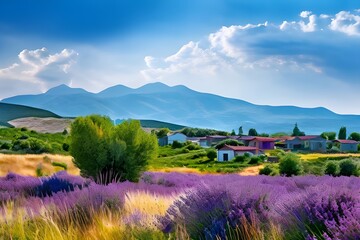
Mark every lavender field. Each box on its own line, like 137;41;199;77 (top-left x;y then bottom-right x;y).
0;171;359;240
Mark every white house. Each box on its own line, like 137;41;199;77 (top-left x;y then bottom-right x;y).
217;145;258;162
333;139;358;152
167;132;187;145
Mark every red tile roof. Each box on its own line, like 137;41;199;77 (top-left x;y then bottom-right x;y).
220;145;258;151
298;135;322;140
334;139;358;144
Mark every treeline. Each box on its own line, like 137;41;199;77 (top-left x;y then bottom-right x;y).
181;127;230;137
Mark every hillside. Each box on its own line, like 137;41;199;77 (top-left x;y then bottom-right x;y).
0;103;60;127
3;83;360;134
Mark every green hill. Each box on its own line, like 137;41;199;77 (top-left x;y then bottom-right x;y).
0;103;60;127
139;120;186;131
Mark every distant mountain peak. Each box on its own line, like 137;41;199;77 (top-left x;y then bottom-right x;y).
45;84;89;95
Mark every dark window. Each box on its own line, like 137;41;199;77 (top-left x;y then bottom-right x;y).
223;153;228;161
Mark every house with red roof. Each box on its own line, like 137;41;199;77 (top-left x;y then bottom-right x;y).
284;135;326;152
217;145;258;161
333;139;358;152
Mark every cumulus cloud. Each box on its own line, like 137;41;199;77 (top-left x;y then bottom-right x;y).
330;11;360;36
141;9;360;86
0;47;78;90
299;11;317;32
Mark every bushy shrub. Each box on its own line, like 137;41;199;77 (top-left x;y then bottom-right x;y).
339;159;359;176
17;134;29;140
207;149;217;161
324;161;338;176
171;140;183;149
259;165;273;175
233;155;248;162
248;156;261;164
279;153;303;177
185;143;200;151
62;143;70;151
0;142;11;150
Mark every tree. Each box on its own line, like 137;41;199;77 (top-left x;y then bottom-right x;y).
230;129;236;136
214;139;244;150
70;115;158;183
320;132;336;140
238;126;243;136
279;153;303;177
292;123;305;136
207;149;217;161
156;128;170;138
338;127;347;140
248;128;258;136
348;132;360;141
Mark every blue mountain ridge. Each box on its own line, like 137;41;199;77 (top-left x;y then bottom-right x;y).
2;82;360;134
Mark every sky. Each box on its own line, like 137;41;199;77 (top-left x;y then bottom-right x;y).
0;0;359;114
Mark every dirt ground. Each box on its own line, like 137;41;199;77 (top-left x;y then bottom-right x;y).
8;117;73;133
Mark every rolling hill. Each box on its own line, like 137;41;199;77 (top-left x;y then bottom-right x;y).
0;103;60;127
2;83;360;134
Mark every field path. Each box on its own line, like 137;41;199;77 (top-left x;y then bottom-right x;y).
239;165;263;176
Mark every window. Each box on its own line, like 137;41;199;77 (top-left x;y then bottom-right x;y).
223;153;228;161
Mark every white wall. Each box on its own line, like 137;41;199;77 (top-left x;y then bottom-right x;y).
217;150;234;161
168;133;187;144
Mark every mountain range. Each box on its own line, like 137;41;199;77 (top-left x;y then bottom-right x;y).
2;82;360;134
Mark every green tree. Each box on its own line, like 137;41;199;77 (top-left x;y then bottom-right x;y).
348;132;360;141
292;123;305;136
320;132;336;140
156;128;170;138
248;128;258;136
207;149;217;161
279;153;303;177
338;126;347;140
230;129;236;136
238;126;243;136
70;115;157;183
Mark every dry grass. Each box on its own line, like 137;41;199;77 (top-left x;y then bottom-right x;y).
298;153;360;161
239;165;263;176
0;153;80;176
150;167;203;174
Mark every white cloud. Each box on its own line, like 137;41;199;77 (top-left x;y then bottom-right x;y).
320;14;330;19
299;12;317;32
330;11;360;36
0;47;78;86
300;11;312;18
141;18;325;82
279;21;297;31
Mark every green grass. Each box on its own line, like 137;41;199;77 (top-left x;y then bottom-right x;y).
0;102;60;125
0;127;69;154
149;146;256;173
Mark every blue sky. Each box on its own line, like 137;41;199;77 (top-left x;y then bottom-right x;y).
0;0;359;114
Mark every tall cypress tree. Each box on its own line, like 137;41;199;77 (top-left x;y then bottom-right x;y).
338;126;347;140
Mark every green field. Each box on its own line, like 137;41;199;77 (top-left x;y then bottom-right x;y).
149;145;259;173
